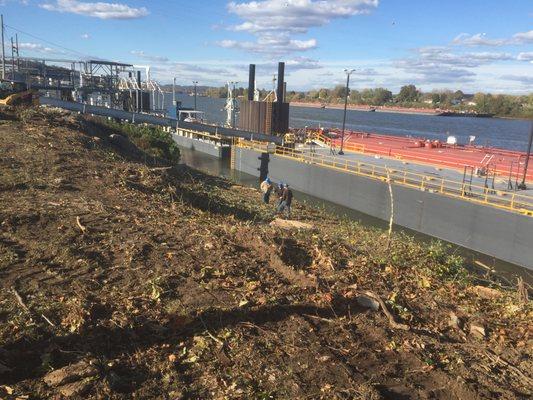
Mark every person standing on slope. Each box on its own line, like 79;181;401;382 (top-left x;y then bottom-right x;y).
278;184;293;218
260;177;273;204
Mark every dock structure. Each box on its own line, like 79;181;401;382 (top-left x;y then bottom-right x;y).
40;97;283;145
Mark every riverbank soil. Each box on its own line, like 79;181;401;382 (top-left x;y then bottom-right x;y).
0;108;531;399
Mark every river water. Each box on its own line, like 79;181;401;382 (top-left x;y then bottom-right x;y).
169;92;531;282
166;93;532;152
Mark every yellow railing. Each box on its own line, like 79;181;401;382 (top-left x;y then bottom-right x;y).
310;130;366;153
176;127;232;146
236;140;533;216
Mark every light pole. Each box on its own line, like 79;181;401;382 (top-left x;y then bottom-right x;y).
172;77;177;106
338;68;355;156
192;80;198;110
518;121;533;190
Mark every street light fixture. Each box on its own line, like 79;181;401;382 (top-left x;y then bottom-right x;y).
192;80;198;111
172;77;177;106
518;121;533;190
338;68;355;155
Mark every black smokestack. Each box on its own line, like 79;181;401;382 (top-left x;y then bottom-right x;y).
248;64;255;101
277;61;285;103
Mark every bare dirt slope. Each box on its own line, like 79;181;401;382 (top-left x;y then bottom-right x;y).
0;108;531;399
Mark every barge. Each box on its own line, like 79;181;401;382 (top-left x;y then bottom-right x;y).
305;128;533;185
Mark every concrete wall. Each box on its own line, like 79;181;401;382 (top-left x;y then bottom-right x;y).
234;147;533;270
172;133;230;159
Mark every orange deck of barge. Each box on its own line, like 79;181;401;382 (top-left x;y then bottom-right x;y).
316;129;533;183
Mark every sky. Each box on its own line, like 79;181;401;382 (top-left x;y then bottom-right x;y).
1;0;532;93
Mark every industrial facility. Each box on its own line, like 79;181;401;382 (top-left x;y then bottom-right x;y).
238;62;290;135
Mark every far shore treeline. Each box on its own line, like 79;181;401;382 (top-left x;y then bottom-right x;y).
196;84;533;119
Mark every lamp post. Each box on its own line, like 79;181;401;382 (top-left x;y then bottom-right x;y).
172;77;177;106
518;121;533;190
192;80;198;111
338;68;355;156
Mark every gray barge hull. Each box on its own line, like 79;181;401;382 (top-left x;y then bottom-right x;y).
171;132;230;159
233;147;533;270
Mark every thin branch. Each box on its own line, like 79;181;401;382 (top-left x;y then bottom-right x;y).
11;286;31;314
359;289;410;331
76;216;86;234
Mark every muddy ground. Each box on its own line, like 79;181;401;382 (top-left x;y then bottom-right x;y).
0;108;531;399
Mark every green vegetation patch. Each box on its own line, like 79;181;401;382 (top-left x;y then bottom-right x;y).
103;120;181;164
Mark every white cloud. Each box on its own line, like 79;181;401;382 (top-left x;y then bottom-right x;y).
149;61;239;86
517;52;533;61
395;47;517;85
452;33;507;47
513;30;533;44
130;50;169;63
218;37;317;55
0;0;29;5
81;33;90;39
453;30;533;47
253;57;322;75
469;51;514;62
408;47;513;68
227;0;378;34
220;0;378;56
19;42;64;54
500;74;533;85
40;0;149;20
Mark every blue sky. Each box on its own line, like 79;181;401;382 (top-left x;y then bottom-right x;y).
1;0;532;93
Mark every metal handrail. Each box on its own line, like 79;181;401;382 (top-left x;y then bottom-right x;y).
176;127;232;145
236;140;533;216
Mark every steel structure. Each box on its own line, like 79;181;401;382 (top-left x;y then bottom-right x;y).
6;56;167;114
225;81;239;128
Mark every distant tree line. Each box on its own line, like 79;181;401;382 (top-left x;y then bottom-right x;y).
203;83;532;118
